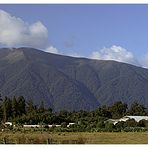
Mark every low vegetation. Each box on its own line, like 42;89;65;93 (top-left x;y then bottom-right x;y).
0;131;148;144
0;95;148;133
0;95;148;143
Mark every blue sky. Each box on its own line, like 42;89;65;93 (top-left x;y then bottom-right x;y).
0;4;148;67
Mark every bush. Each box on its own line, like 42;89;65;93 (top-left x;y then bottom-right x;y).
123;127;146;132
138;119;148;127
124;119;138;127
115;121;125;129
96;121;105;129
105;122;115;131
61;122;67;128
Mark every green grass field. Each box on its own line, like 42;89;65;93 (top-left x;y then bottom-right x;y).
0;131;148;144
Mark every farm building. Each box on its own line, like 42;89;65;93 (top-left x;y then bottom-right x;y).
124;116;148;122
23;125;42;128
23;123;76;128
23;124;61;128
107;116;148;125
67;123;75;127
4;122;13;126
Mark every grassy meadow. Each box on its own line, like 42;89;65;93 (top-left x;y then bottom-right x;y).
0;131;148;144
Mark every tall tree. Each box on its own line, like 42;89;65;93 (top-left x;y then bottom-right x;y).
94;105;112;118
12;96;18;118
26;99;35;113
0;94;3;120
128;102;146;116
2;97;12;122
0;105;3;121
38;100;45;113
110;101;128;119
17;96;26;116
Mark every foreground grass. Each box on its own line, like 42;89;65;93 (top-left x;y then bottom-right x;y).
0;131;148;144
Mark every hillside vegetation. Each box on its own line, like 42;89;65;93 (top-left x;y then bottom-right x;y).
1;48;148;111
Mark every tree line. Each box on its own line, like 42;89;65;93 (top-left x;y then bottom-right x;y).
0;95;148;132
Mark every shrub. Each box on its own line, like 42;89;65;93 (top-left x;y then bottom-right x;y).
115;121;125;129
96;121;105;129
105;122;115;131
61;122;67;128
123;127;146;132
138;119;148;127
124;119;138;127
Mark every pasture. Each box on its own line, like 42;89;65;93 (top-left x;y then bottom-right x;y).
0;131;148;144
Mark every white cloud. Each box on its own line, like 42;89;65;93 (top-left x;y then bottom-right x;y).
91;45;140;66
1;9;148;69
64;50;81;57
0;9;49;49
45;46;59;54
67;52;81;57
140;53;148;68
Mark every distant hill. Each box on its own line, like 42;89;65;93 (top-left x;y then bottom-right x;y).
0;47;148;111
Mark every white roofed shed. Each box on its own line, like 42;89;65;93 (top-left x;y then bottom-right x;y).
107;116;148;125
124;116;148;122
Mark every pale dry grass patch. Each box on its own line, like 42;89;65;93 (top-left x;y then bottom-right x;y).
0;131;148;144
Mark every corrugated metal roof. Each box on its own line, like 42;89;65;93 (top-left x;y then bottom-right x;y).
124;116;148;122
107;116;148;125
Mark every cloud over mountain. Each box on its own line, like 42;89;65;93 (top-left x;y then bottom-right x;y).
1;9;148;68
91;45;140;66
0;9;54;51
140;53;148;68
45;46;59;54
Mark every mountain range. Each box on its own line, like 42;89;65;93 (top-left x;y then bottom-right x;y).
0;47;148;111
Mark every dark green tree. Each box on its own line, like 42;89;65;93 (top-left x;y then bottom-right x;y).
128;102;146;116
17;96;26;116
26;99;35;113
94;105;112;118
110;101;127;119
48;107;53;113
0;94;3;121
12;96;18;118
0;105;3;121
38;100;45;113
2;97;12;122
